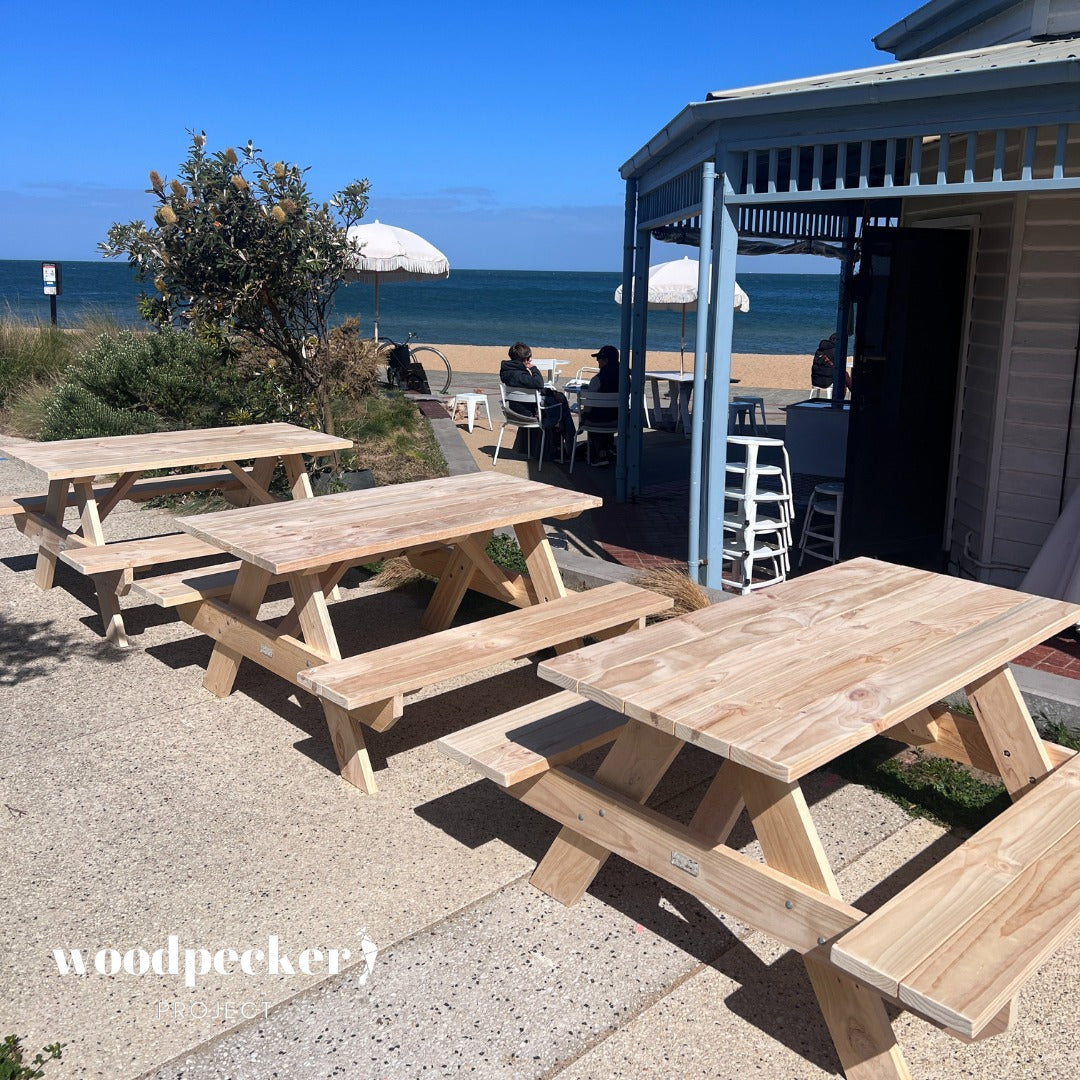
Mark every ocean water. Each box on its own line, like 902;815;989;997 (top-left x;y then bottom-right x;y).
0;260;841;355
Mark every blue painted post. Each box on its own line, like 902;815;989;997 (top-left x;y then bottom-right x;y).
832;214;857;403
702;167;740;591
688;162;716;583
616;178;637;504
627;226;652;500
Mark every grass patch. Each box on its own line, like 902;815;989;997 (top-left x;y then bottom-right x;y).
336;393;447;486
833;737;1009;833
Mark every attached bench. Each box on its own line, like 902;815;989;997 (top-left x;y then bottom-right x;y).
297;581;672;793
830;749;1080;1040
57;533;229;647
0;467;255;519
437;690;628;786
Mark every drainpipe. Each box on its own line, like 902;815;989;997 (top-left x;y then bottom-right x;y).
616;179;637;503
627;227;652;500
688;162;716;582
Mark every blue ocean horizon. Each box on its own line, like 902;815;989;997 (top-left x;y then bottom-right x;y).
0;259;841;355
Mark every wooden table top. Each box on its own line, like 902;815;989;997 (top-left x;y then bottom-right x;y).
0;423;352;481
176;472;603;575
538;558;1080;782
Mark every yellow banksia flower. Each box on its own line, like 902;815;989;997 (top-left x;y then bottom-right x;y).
225;147;238;165
170;179;186;198
148;170;164;191
271;205;287;223
273;161;286;179
231;175;248;192
154;205;178;227
154;277;166;293
280;197;298;215
193;133;206;148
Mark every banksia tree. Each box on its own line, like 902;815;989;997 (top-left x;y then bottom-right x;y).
100;130;371;435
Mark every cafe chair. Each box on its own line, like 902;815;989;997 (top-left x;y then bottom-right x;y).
798;480;844;566
493;386;560;471
569;391;620;473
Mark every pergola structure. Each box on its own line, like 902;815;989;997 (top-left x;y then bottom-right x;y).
614;0;1080;590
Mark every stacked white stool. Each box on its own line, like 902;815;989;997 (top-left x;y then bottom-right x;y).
798;481;844;566
731;396;768;434
723;435;794;594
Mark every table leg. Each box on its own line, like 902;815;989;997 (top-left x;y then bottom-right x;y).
282;453;341;601
513;520;565;603
688;760;745;846
529;724;684;905
739;768;910;1080
203;563;272;697
966;665;1054;799
420;533;488;633
74;480;130;647
33;480;71;589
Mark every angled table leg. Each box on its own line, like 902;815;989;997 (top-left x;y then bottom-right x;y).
529;723;684;905
738;766;910;1080
33;479;71;590
966;665;1054;799
203;562;272;697
73;479;130;647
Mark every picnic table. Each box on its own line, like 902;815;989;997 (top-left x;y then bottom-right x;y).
439;558;1080;1078
133;472;670;793
0;423;351;646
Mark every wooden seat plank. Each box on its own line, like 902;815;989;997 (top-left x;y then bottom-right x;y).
130;563;243;607
830;751;1080;1037
59;533;225;575
437;691;628;786
297;582;672;711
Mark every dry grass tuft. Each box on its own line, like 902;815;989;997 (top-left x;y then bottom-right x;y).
368;557;432;590
632;566;711;618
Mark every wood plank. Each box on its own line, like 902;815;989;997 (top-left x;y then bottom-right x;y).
33;479;70;589
420;533;486;633
174;473;601;575
322;701;378;793
436;691;627;787
687;762;745;847
226;460;277;505
297;583;671;710
0;423;351;481
966;666;1053;797
529;723;684;906
59;533;224;574
829;752;1080;1002
130;563;243;607
899;819;1080;1037
203;563;273;697
514;766;862;952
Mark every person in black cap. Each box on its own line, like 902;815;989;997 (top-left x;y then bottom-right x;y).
584;345;620;465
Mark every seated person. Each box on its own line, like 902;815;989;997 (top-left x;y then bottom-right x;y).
584;344;620;465
810;332;851;394
499;342;575;460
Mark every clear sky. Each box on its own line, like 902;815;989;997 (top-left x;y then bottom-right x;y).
1;1;905;272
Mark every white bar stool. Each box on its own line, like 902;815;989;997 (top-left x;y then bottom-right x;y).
451;392;492;433
798;481;844;566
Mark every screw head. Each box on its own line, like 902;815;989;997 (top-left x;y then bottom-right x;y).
785;900;794;910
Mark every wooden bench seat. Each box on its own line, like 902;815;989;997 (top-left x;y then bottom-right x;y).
830;749;1080;1039
296;581;673;721
129;562;244;607
58;533;225;576
437;690;628;786
0;468;254;518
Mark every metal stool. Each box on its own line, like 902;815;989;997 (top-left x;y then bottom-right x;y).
728;400;754;434
451;392;492;433
798;481;844;566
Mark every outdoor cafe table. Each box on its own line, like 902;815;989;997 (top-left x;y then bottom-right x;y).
497;558;1080;1078
169;471;602;790
0;422;351;645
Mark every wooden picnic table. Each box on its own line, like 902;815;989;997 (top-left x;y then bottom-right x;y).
146;472;624;793
439;558;1080;1078
0;423;352;646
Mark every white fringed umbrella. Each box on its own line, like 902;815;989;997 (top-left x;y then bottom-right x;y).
615;256;749;370
344;221;450;340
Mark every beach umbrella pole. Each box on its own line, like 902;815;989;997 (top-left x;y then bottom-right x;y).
680;305;686;373
374;276;381;342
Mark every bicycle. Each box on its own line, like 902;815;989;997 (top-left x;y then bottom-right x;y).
377;332;452;395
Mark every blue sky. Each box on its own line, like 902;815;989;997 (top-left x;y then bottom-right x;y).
1;1;905;271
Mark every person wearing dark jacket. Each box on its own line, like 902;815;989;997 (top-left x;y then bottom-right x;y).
583;344;620;465
810;332;850;393
499;342;575;460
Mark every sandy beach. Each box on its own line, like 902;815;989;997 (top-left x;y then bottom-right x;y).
432;344;808;390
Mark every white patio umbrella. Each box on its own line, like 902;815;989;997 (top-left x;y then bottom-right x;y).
615;256;750;371
344;220;450;341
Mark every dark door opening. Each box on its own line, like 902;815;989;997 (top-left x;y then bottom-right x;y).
841;225;969;569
